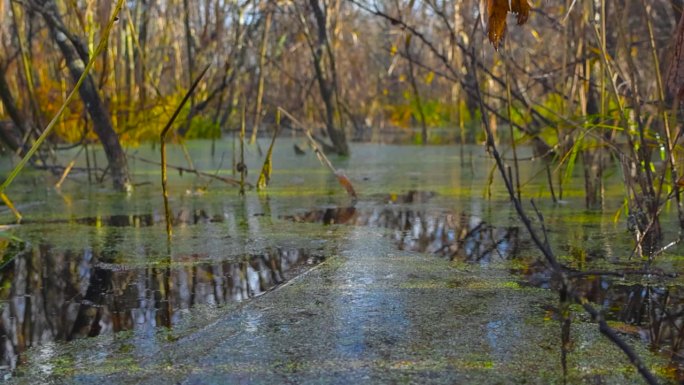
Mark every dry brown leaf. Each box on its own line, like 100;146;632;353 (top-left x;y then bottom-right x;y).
335;172;358;199
677;175;684;187
486;0;531;49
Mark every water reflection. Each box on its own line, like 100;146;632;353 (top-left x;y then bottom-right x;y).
0;244;323;371
516;253;684;375
289;195;684;376
287;204;520;262
14;210;224;227
5;184;682;379
573;277;684;367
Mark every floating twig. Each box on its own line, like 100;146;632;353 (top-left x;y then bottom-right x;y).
130;155;244;187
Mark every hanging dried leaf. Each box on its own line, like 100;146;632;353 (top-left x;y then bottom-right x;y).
485;0;531;49
677;175;684;188
335;172;358;200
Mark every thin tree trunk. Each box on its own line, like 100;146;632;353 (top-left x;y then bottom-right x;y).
404;35;428;144
37;0;131;191
308;0;349;156
0;68;25;153
178;0;196;136
672;0;684;24
250;9;272;144
667;6;684;100
11;2;43;136
135;0;151;105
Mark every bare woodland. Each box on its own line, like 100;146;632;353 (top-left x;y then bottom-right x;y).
4;1;684;383
0;0;681;194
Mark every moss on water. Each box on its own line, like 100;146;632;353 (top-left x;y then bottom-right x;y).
1;142;680;384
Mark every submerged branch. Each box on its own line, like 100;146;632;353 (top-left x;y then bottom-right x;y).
130;155;245;187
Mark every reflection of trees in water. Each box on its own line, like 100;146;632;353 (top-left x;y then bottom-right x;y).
10;209;229;229
519;257;684;369
0;244;321;370
288;205;520;262
578;279;684;365
290;199;684;370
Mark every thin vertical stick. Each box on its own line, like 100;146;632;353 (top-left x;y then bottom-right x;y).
239;101;246;196
161;137;172;239
180;140;195;170
250;9;273;144
232;128;237;176
83;114;92;184
161;65;210;240
10;2;44;135
459;96;465;165
504;47;521;201
92;146;99;182
85;141;92;184
182;0;195;128
546;164;557;203
405;34;428;144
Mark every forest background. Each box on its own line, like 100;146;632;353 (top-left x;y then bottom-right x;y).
4;2;684;383
1;0;684;210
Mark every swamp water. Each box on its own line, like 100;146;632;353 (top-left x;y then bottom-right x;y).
0;139;682;383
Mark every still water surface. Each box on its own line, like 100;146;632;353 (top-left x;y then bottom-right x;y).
0;139;682;380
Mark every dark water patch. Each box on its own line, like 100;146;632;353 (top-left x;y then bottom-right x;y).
286;205;520;263
2;214;161;227
0;244;323;372
5;209;228;228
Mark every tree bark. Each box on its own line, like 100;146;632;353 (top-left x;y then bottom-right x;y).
134;0;151;105
672;0;684;24
0;67;27;153
36;0;131;191
308;0;349;156
667;7;684;101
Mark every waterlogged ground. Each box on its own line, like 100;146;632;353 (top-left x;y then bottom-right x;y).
0;139;682;383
